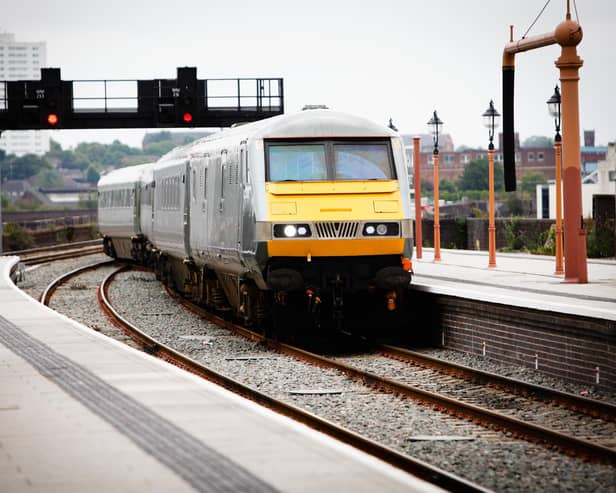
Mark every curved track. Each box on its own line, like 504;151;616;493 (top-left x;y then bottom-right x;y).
94;265;486;493
38;261;616;489
160;276;616;465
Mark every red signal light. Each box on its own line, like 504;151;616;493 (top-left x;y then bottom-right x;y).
183;112;193;123
47;113;59;126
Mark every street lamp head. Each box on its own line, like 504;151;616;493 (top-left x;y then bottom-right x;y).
482;100;500;130
482;100;500;149
547;85;561;138
427;110;443;154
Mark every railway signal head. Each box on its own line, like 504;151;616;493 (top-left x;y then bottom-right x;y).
47;113;59;126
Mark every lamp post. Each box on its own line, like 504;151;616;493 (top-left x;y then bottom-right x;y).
413;136;422;259
482;100;500;268
547;85;564;275
427;110;443;261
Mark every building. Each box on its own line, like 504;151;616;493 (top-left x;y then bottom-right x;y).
537;141;616;219
403;130;606;186
0;32;49;156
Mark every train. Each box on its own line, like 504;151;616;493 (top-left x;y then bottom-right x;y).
98;108;414;335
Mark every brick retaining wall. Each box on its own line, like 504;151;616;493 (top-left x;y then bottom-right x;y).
411;290;616;391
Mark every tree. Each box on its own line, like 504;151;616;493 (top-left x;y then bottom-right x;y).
35;168;64;188
522;135;552;148
439;178;457;193
420;178;433;193
506;193;525;216
0;154;51;180
59;151;90;170
143;131;172;145
49;139;62;152
457;158;504;192
143;140;176;157
86;164;101;184
519;171;547;194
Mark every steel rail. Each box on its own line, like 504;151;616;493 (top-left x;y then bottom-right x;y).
162;286;616;465
267;340;616;465
24;244;104;266
379;344;616;422
99;266;487;493
40;258;115;305
3;239;102;257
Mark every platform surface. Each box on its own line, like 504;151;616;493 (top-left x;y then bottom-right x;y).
412;248;616;321
0;256;440;493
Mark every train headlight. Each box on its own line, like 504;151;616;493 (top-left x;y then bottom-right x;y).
284;225;297;237
362;222;400;237
273;224;312;238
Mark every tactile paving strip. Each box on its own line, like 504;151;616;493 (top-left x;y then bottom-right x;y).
0;315;277;493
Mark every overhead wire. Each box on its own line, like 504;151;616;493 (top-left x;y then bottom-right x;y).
572;0;580;24
522;0;552;39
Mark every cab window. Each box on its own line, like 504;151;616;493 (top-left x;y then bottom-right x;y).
266;139;394;182
268;144;327;181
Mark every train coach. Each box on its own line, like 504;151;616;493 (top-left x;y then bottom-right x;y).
98;162;153;261
98;109;414;333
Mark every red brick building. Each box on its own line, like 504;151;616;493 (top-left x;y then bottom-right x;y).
403;130;606;185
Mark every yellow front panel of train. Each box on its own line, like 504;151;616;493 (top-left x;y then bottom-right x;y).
266;180;405;257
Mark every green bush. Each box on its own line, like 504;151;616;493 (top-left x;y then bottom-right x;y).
3;222;33;251
501;219;525;252
586;218;615;258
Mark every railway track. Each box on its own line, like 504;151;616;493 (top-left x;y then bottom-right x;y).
159;274;616;466
5;239;103;265
92;264;486;493
37;262;616;490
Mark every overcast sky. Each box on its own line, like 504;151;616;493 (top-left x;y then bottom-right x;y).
2;0;614;150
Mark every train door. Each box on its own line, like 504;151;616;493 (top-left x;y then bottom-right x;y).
238;141;254;254
133;183;141;235
189;156;208;257
212;149;240;259
182;160;192;259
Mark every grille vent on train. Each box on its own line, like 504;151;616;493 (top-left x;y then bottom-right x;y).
314;221;360;239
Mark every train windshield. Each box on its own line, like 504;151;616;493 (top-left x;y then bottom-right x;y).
268;144;327;181
333;143;392;180
267;140;394;181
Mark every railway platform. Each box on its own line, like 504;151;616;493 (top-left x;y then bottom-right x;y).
411;248;615;391
0;256;440;493
412;248;616;321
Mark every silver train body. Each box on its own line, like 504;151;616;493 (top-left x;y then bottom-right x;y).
98;109;414;329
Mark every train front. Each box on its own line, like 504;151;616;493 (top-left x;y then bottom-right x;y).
254;110;414;331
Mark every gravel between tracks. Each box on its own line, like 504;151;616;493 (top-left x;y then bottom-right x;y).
17;260;616;492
